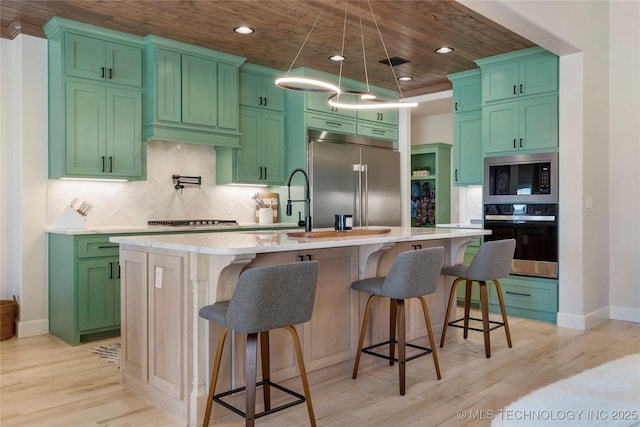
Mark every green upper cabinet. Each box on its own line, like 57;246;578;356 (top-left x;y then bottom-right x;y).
45;17;145;180
357;105;399;126
476;47;558;104
448;69;482;186
143;35;246;147
306;89;358;118
240;65;285;111
483;95;558;155
217;65;286;185
65;33;142;87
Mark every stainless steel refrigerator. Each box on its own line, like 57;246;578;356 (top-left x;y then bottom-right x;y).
307;130;401;228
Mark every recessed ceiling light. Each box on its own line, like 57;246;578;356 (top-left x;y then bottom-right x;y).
329;55;346;62
398;76;413;82
234;26;254;35
435;46;454;54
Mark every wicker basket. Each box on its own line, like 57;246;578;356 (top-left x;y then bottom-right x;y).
1;296;17;341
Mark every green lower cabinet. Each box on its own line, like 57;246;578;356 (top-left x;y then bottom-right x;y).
78;257;119;331
489;275;558;323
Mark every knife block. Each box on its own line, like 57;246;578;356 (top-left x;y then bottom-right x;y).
53;207;86;229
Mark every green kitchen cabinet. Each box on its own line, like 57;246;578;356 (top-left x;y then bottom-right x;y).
483;94;558;155
49;234;122;345
144;35;246;146
476;47;558;104
489;275;558;323
448;69;483;186
240;65;285;111
410;143;451;226
356;121;398;141
356;104;399;126
216;106;285;185
45;17;145;180
306;89;358;118
65;81;143;178
65;32;142;87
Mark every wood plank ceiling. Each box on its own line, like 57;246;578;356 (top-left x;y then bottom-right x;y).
0;0;535;98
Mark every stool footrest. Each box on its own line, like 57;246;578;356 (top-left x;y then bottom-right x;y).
213;380;306;419
448;316;505;333
362;339;433;363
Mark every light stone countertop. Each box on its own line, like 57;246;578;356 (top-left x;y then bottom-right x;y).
110;226;490;256
46;221;296;235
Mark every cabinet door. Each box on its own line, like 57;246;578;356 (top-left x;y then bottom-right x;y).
217;62;239;130
240;72;284;111
236;108;262;183
306;91;357;118
483;101;518;154
66;81;106;176
519;95;558;151
105;41;142;87
357;107;398;126
263;77;285;111
148;253;184;399
182;54;217;127
261;111;286;184
78;257;117;331
519;55;558;97
453;76;482;112
155;49;182;123
65;33;106;81
106;88;143;178
453;110;482;185
482;62;519;103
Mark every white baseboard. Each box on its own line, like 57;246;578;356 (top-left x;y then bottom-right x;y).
16;318;48;337
610;305;640;323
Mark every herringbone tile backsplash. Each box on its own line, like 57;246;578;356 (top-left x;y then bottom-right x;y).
47;140;267;227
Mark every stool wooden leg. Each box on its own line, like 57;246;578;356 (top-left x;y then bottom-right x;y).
353;295;378;379
493;279;513;348
396;299;406;395
202;327;229;427
260;331;271;411
389;299;398;366
417;296;441;380
285;326;316;427
440;277;463;348
245;333;258;427
479;281;491;358
463;279;472;339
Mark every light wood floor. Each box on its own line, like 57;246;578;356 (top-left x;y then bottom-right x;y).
1;312;639;427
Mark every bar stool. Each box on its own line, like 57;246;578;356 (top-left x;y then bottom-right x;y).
439;238;516;358
199;261;318;427
351;247;444;395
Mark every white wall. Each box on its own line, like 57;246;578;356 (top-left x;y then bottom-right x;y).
462;0;639;327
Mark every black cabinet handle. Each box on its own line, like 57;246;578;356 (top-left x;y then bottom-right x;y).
117;263;121;279
513;139;517;149
455;102;459;111
306;254;312;261
326;121;342;127
109;156;113;172
506;291;531;297
98;245;119;249
455;169;458;182
108;262;113;279
513;85;517;95
264;97;268;107
411;244;422;250
519;84;523;94
101;67;105;78
263;167;267;180
519;138;523;148
259;96;263;106
372;129;385;135
258;166;263;179
108;68;113;79
298;255;304;262
101;156;106;172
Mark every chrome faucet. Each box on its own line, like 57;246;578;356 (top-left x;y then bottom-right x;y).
286;168;312;232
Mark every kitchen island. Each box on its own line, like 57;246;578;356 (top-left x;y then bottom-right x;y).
111;226;489;426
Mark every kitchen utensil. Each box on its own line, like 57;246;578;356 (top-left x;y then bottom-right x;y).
334;214;353;231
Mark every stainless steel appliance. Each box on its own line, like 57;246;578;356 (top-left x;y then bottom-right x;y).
484;152;558;204
483;203;558;278
147;219;238;227
307;130;401;228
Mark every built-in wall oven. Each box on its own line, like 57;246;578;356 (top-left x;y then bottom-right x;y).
483;152;559;279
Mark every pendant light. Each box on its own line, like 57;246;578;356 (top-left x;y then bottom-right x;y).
275;0;417;109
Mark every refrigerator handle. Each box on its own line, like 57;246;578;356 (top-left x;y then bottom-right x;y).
353;163;362;227
363;164;368;226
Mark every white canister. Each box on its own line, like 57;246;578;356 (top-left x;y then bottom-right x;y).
259;207;273;224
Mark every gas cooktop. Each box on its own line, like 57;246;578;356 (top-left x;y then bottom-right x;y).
147;219;238;227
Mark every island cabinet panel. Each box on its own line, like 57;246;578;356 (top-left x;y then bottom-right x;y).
371;241;450;344
233;246;360;383
119;248;187;419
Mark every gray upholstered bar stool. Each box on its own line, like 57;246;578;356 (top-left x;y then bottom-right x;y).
199;261;318;427
439;238;516;358
351;247;444;396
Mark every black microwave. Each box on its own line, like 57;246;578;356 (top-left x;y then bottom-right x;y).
484;152;558;203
